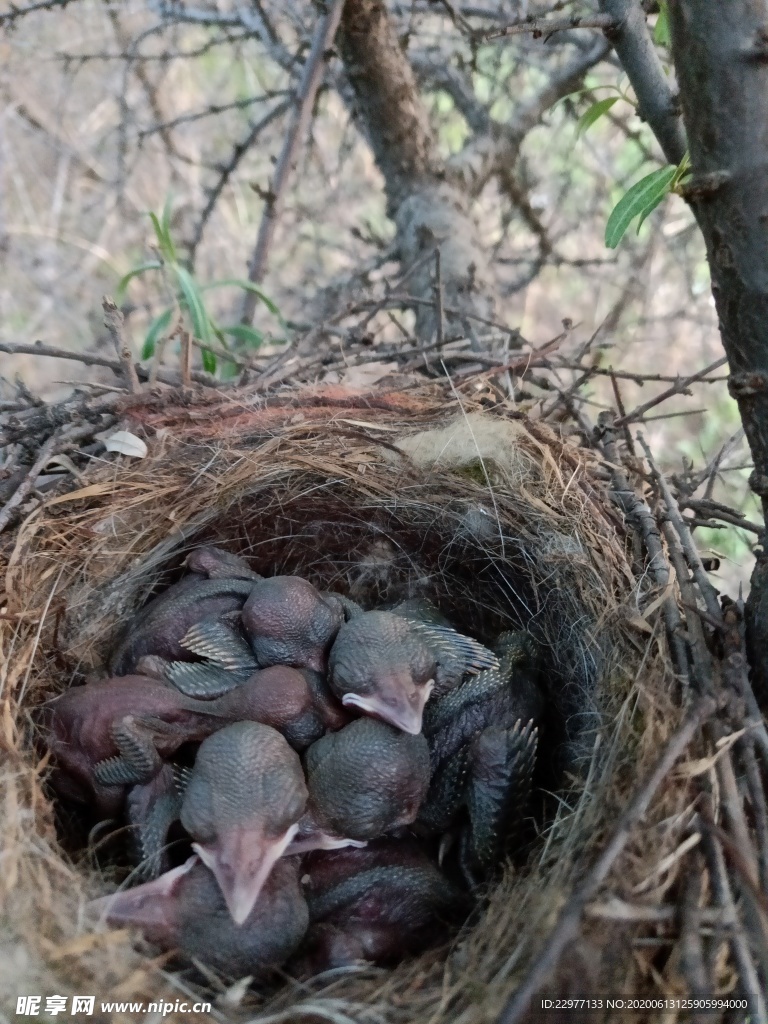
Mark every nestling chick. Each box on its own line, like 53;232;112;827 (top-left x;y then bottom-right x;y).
328;611;436;734
291;840;471;973
241;576;345;673
91;854;308;979
328;610;497;734
180;721;308;924
41;666;331;816
293;718;430;852
185;546;260;580
110;570;257;676
39;675;227;816
419;631;544;877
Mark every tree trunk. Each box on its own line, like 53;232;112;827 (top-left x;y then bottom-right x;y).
668;0;768;699
339;0;496;342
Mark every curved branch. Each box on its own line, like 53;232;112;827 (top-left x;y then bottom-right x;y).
598;0;687;164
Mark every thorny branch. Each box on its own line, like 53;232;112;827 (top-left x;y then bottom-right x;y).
241;0;346;321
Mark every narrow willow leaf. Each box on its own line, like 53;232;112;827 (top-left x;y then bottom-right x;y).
173;265;211;343
220;324;264;348
141;307;174;359
202;278;283;319
654;1;670;45
219;359;240;380
149;204;178;264
575;97;619;139
116;262;162;302
605;166;677;248
201;347;217;374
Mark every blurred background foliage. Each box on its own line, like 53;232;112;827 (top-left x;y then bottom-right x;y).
0;0;756;590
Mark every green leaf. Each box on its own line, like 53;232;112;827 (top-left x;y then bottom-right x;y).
141;307;174;360
670;150;692;189
149;206;178;264
654;1;670;45
575;96;619;139
201;278;283;319
201;347;217;374
173;265;212;343
557;85;620;106
115;261;162;302
219;358;241;381
220;324;265;348
605;166;677;248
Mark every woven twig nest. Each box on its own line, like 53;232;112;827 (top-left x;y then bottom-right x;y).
0;379;755;1022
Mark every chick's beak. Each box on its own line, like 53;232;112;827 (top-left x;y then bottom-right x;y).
342;679;434;735
193;822;299;925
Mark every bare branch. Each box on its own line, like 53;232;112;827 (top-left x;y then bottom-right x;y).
0;0;77;27
240;0;346;322
0;434;58;534
102;298;142;395
0;341;210;388
187;98;293;264
479;12;616;42
598;0;687;164
615;356;728;426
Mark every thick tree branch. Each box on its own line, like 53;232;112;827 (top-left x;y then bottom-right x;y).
340;0;439;212
599;0;687;165
666;0;768;703
339;0;496;341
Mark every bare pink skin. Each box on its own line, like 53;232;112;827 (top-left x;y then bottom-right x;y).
290;840;471;974
40;666;342;816
39;675;224;815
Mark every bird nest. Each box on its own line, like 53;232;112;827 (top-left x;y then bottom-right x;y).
1;376;765;1023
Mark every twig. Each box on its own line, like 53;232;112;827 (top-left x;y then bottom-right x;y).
615;357;728;427
0;0;76;26
597;412;689;681
498;697;716;1024
720;602;768;770
740;739;768;892
678;852;712;1020
187;97;293;263
241;0;346;320
699;806;768;1009
180;331;192;388
102;297;142;394
638;433;722;625
0;339;211;387
609;368;636;456
0;433;59;534
681;497;763;536
189;337;270;371
658;517;713;693
715;748;760;890
1;339;135;376
478;12;615;41
544;361;729;386
137;90;291;136
433;247;445;349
